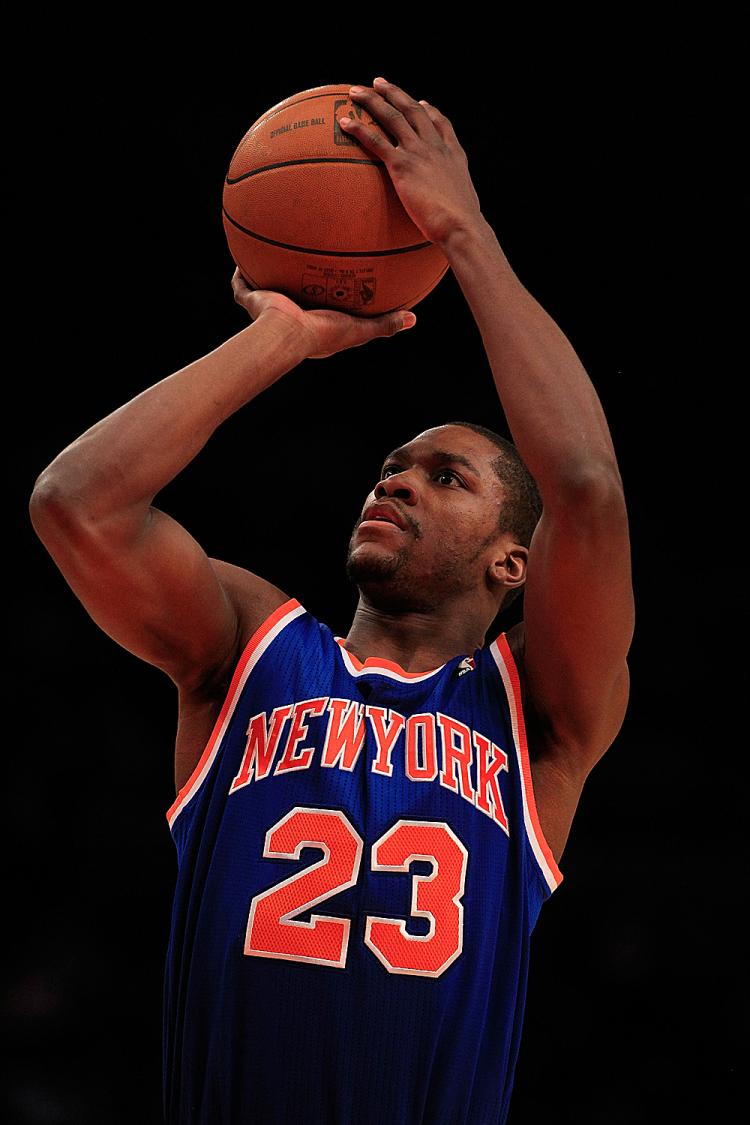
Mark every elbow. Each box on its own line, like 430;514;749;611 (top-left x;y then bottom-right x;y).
551;459;626;510
30;472;68;520
30;467;146;551
29;473;83;539
30;441;117;523
29;463;108;541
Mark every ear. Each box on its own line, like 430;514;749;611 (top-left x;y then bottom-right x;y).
486;543;528;594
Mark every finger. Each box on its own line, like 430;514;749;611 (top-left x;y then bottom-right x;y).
337;109;395;158
368;309;417;338
416;98;452;143
347;79;431;144
231;270;247;303
330;308;416;345
373;77;438;139
231;267;253;293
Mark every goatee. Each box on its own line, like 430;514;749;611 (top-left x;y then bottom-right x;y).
345;549;404;585
344;546;443;613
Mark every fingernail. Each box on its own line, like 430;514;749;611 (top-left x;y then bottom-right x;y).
400;313;416;329
339;116;351;125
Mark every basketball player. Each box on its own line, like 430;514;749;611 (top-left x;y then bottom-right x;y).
29;79;633;1123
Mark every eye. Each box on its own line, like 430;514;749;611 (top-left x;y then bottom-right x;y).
380;462;400;479
435;468;463;486
384;463;465;486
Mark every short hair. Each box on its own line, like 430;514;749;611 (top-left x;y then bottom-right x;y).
443;420;543;611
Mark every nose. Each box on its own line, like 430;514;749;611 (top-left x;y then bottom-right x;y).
373;469;417;505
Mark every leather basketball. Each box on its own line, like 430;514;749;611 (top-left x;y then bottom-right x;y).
222;83;450;317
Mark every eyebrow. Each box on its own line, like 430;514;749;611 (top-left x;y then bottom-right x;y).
381;447;482;478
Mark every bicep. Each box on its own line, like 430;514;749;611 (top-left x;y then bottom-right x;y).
30;495;273;691
522;478;635;773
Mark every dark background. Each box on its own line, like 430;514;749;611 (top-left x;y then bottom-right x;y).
7;42;742;1125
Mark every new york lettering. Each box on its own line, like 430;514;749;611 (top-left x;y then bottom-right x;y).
228;697;509;834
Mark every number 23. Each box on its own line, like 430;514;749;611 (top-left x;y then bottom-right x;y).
246;806;468;979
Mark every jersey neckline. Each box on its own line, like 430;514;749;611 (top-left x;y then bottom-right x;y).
333;635;452;680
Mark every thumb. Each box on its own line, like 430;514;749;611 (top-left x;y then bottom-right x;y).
380;310;417;336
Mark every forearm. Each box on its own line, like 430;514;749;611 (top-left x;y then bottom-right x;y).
440;218;622;500
34;316;305;519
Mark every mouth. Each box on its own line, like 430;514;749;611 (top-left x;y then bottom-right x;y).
360;502;409;532
357;518;406;533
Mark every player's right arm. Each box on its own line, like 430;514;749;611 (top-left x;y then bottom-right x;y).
29;273;416;695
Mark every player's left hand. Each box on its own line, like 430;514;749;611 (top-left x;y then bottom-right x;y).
340;78;483;247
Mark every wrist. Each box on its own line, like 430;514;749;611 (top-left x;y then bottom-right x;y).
437;215;500;259
251;310;311;367
437;218;520;295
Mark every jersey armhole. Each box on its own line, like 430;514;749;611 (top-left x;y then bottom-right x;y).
488;633;564;895
165;596;306;831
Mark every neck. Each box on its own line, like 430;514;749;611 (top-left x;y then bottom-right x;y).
341;593;490;672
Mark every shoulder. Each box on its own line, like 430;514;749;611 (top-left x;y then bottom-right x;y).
491;620;532;721
195;560;296;699
492;618;585;865
493;619;567;765
489;622;535;748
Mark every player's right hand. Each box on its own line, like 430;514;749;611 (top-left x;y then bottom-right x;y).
231;268;416;360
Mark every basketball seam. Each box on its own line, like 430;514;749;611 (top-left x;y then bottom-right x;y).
226;156;382;184
222;207;433;257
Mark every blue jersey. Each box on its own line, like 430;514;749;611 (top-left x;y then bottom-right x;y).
163;597;563;1124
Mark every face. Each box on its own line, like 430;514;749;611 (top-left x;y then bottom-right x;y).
345;425;513;612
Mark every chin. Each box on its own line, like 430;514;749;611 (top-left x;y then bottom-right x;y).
345;554;438;613
345;547;402;585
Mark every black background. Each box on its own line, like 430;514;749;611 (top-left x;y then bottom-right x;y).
7;38;742;1125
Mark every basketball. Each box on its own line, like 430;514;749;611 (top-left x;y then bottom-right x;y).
222;83;450;317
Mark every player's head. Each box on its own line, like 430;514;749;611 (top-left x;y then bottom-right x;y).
345;422;542;625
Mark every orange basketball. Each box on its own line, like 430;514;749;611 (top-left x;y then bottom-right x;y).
222;83;450;317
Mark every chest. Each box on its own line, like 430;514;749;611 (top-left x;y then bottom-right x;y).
173;666;535;808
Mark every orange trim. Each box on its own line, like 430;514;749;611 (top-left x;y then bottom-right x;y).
495;634;564;888
166;597;303;828
333;636;445;679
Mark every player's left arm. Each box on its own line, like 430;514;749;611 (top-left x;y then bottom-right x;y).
343;79;635;858
448;223;634;857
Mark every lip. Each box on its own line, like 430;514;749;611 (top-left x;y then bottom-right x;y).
357;519;405;533
361;502;408;531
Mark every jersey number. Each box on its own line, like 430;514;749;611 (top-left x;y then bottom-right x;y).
245;806;468;978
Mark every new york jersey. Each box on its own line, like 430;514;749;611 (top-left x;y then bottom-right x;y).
163;597;563;1124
